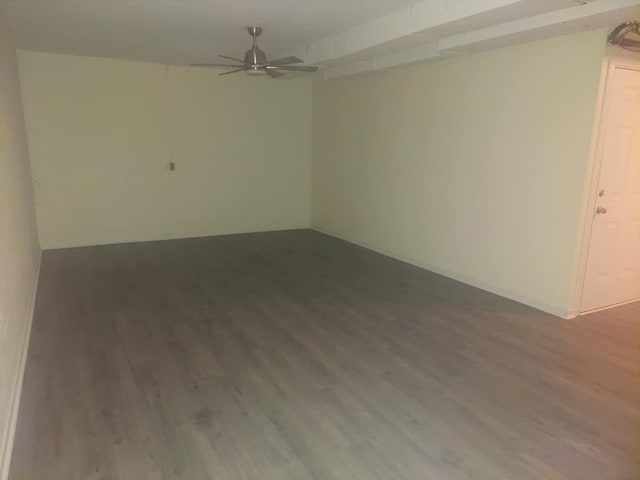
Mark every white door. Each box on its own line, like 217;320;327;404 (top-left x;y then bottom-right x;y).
581;64;640;313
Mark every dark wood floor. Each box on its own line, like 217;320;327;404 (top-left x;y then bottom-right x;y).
9;229;640;480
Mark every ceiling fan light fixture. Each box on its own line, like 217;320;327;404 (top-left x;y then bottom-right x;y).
245;67;267;76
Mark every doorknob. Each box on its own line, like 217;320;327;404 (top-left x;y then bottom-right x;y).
596;206;608;214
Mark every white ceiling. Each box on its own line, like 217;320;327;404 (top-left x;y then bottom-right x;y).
2;0;639;77
1;0;415;65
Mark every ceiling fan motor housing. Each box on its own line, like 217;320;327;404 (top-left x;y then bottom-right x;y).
245;46;267;67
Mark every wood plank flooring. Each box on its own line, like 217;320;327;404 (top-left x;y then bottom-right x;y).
9;229;640;480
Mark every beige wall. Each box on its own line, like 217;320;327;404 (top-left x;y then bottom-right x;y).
0;12;41;479
312;30;607;316
14;30;609;315
18;51;312;249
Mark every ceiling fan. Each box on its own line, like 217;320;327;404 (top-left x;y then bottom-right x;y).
192;26;320;78
608;21;640;52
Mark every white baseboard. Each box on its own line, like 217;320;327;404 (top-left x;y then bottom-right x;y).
0;253;41;480
565;308;579;319
311;226;570;319
577;297;640;317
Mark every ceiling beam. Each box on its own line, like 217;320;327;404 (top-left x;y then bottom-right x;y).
296;0;640;79
439;0;640;54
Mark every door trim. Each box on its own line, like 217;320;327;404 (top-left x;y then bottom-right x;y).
568;50;640;318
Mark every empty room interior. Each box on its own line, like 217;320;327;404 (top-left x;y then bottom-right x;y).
2;0;640;479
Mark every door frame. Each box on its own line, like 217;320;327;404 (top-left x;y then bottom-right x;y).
568;49;640;318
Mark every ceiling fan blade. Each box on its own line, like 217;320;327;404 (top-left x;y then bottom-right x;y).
191;63;245;68
266;69;285;78
220;55;248;64
218;68;246;76
619;38;640;50
271;65;319;73
267;56;303;66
